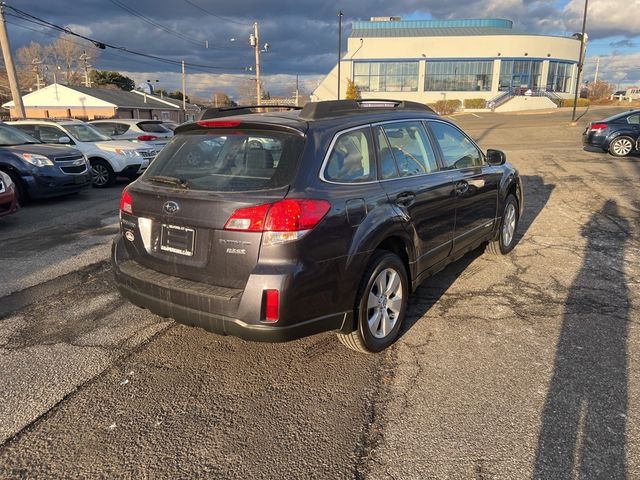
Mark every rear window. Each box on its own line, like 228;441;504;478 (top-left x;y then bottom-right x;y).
138;122;171;133
143;129;304;192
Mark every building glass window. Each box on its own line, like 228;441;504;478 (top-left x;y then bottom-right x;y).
353;61;419;92
424;60;493;92
547;61;573;93
499;60;543;91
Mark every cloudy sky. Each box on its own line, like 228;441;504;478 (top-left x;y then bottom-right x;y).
5;0;640;99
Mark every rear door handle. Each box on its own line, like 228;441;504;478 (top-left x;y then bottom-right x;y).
395;192;415;207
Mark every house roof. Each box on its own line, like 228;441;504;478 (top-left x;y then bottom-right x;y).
68;85;180;109
130;90;200;111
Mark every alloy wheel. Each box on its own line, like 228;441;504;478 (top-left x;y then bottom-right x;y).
502;202;517;247
612;138;633;156
366;267;403;339
92;164;109;186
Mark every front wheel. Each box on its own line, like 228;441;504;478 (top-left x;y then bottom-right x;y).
487;194;519;255
609;136;635;157
90;159;115;188
337;251;408;353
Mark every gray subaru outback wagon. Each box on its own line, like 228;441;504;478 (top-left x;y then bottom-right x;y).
112;100;523;353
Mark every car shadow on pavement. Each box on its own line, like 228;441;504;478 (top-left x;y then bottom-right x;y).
533;199;631;479
398;174;554;339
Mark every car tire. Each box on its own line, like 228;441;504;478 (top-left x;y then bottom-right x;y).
337;251;408;353
90;159;115;188
609;136;635;157
5;171;27;205
487;194;519;255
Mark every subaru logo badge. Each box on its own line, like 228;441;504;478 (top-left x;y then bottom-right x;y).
163;201;180;215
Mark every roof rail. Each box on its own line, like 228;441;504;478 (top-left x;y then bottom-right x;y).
198;105;302;120
299;99;436;120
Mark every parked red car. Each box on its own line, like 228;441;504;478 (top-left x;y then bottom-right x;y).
0;170;19;218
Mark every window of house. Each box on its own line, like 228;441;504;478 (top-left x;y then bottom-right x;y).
428;122;483;170
353;62;419;92
424;60;493;92
547;61;574;93
324;128;375;183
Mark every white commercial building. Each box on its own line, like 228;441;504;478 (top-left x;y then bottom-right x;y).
313;18;582;109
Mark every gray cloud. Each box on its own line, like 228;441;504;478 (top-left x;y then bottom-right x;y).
7;0;640;96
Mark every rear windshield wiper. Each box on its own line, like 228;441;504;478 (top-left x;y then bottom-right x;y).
146;175;190;189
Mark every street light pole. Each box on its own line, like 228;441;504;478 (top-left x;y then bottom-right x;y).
337;10;343;100
571;0;588;124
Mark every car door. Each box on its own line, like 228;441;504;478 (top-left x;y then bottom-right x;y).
426;120;499;253
625;114;640;148
374;121;456;273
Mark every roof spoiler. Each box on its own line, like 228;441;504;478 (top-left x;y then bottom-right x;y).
198;105;302;120
299;99;436;120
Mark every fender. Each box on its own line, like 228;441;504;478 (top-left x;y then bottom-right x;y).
493;167;524;239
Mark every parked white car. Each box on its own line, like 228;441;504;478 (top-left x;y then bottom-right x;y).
8;120;157;187
88;119;172;149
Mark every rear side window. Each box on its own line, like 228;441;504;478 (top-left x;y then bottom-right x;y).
324;128;375;183
378;121;438;177
428;121;483;169
627;115;640;125
92;122;129;136
138;122;170;133
143;129;304;192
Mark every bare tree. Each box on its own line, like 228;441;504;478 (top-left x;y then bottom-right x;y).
46;34;97;85
588;80;614;101
16;41;46;90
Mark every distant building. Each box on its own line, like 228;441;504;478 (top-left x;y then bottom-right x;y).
2;83;200;122
313;18;582;107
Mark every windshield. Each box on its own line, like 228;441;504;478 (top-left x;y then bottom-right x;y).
143;129;304;192
0;123;41;146
63;124;111;142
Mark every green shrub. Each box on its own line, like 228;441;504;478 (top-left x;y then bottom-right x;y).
434;99;462;115
463;98;486;109
560;98;590;108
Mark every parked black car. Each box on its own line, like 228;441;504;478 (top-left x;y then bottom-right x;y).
582;110;640;157
112;100;524;353
0;123;91;204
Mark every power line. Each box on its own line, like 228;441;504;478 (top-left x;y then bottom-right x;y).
108;0;204;47
180;0;251;27
3;6;246;72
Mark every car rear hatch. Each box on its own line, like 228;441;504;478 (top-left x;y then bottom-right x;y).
120;120;306;290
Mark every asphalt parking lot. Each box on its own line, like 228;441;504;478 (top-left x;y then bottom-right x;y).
0;106;638;479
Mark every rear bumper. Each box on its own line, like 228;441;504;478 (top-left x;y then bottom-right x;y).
582;133;608;151
112;236;349;342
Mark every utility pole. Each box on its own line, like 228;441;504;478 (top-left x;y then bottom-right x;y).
337;11;343;100
80;50;92;87
32;58;43;90
594;56;600;83
0;3;26;118
571;0;588;124
251;22;261;105
181;60;187;116
295;74;299;106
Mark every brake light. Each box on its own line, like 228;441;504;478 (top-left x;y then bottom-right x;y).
137;135;158;141
224;199;331;245
264;289;279;322
590;123;607;131
120;188;133;214
197;120;241;128
224;203;271;231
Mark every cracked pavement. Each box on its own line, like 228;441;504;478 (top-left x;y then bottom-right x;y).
0;107;638;479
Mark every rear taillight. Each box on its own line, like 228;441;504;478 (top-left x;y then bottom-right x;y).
590;123;607;131
264;289;279;322
224;199;331;245
137;135;158;141
120;188;133;214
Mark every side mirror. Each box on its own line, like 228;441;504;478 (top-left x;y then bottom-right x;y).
486;149;506;166
58;136;71;144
